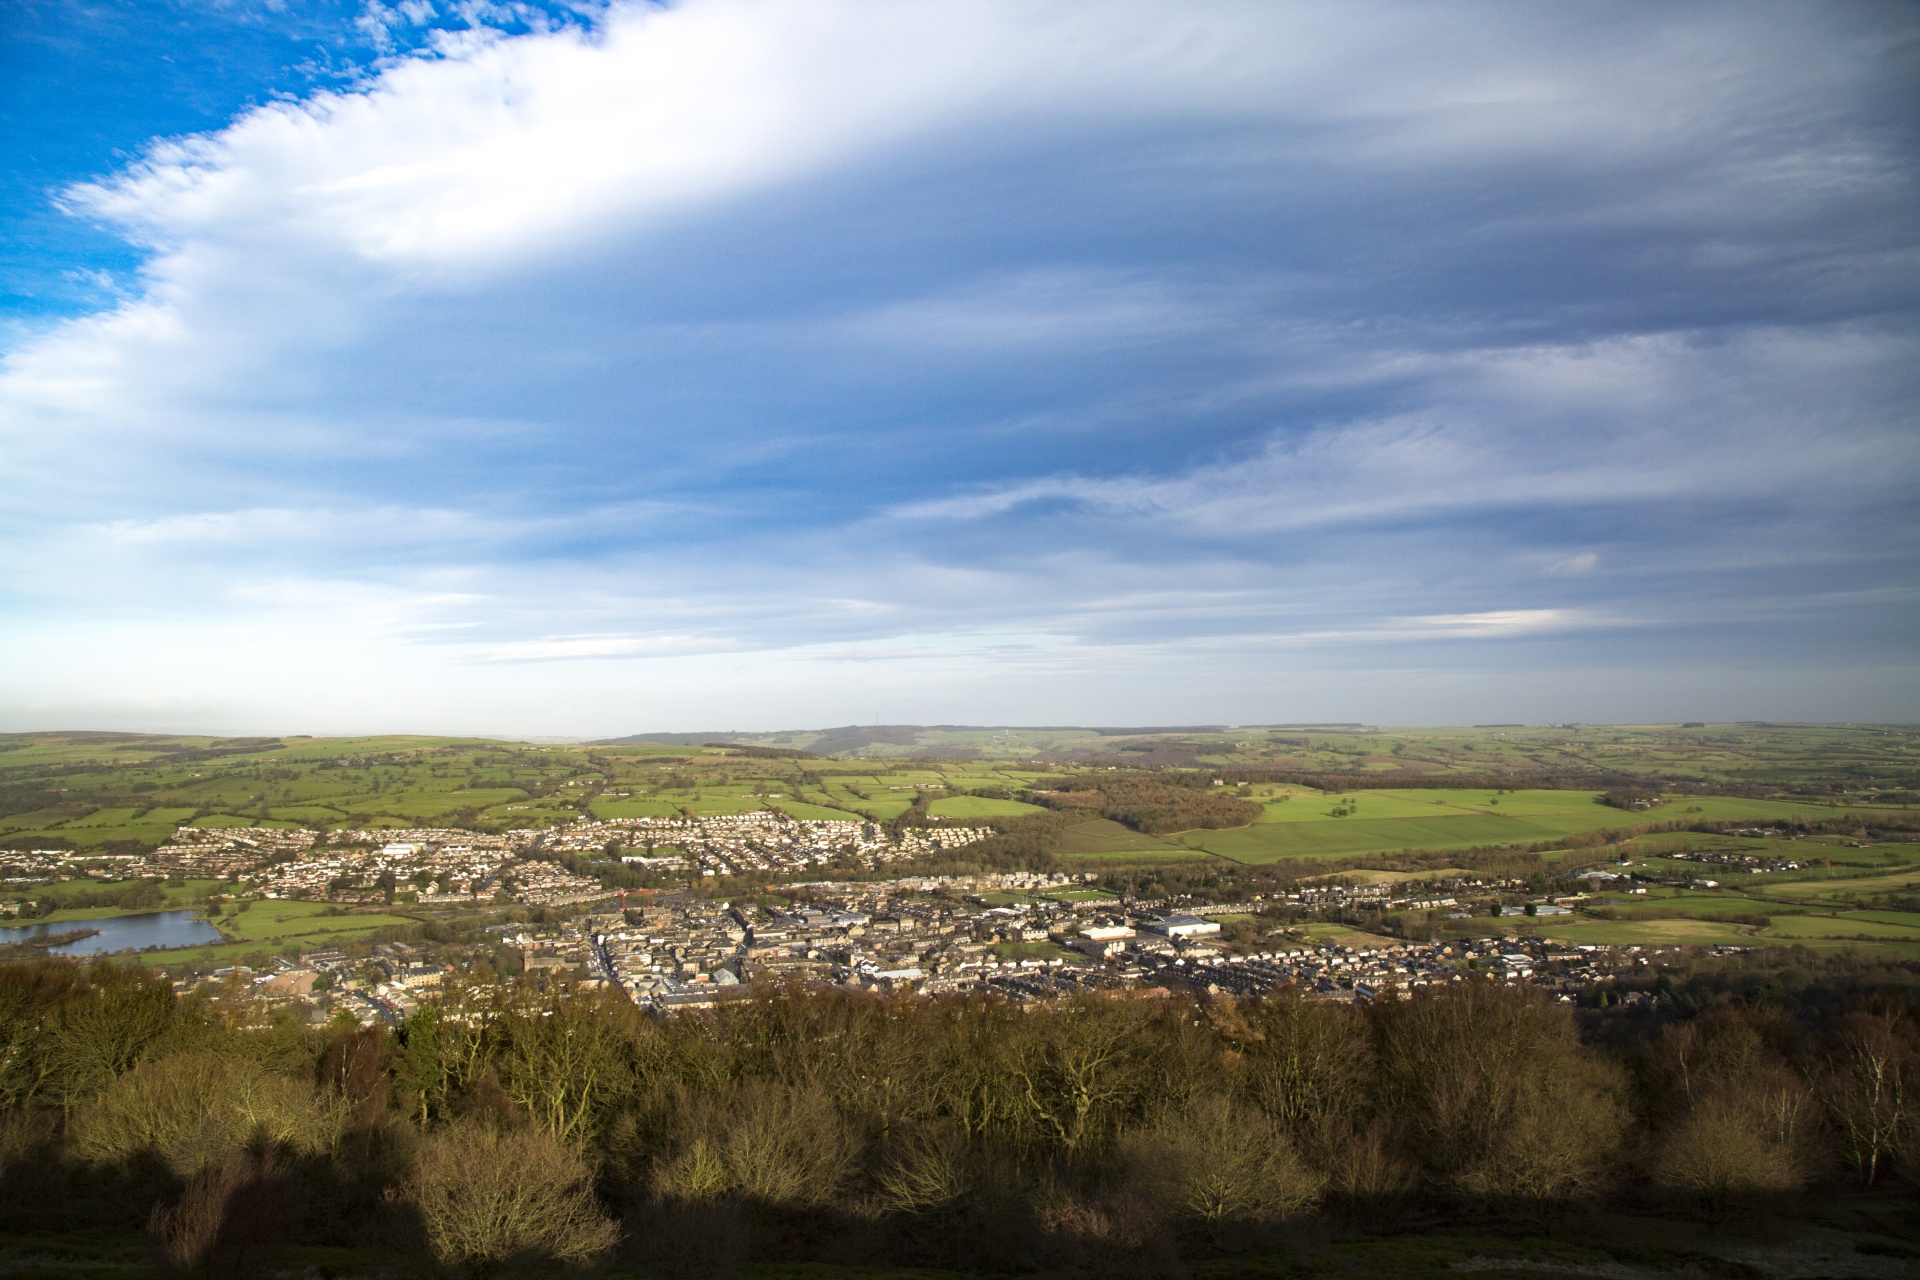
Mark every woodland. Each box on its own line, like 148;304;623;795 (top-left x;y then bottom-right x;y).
1;952;1917;1278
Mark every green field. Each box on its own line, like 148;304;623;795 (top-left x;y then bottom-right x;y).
1;729;1911;913
1042;887;1124;903
126;900;423;966
1761;910;1920;940
1534;914;1920;955
589;797;688;819
1523;892;1920;953
27;878;226;925
1533;917;1756;947
0;734;617;845
1747;861;1920;900
771;801;870;821
1587;889;1763;917
1155;790;1847;865
1056;818;1191;856
1287;921;1401;950
927;795;1044;818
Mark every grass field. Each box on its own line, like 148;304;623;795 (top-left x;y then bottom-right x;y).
1286;921;1401;949
1040;888;1123;904
589;797;688;819
1300;867;1480;885
29;878;226;925
1747;861;1920;900
3;727;1903;849
1157;790;1847;865
132;900;421;966
1056;818;1190;856
1762;911;1920;940
1590;889;1763;916
1534;917;1755;946
927;796;1044;818
772;801;871;821
1530;904;1920;955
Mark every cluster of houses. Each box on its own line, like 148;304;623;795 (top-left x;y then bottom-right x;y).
197;942;447;1021
0;847;150;892
43;813;994;909
462;873;1673;1013
1659;850;1802;873
148;826;318;878
16;815;1789;1023
1279;875;1530;916
160;852;1731;1025
558;812;993;878
1137;936;1633;1002
435;881;1698;1015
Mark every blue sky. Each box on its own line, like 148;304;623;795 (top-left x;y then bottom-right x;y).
2;0;1916;735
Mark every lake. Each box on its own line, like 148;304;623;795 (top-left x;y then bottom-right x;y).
0;910;224;955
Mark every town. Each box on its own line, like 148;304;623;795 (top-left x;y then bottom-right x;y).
10;820;1713;1022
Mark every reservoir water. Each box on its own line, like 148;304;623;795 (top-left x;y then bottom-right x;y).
0;910;224;955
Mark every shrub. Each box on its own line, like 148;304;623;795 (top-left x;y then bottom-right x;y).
1126;1094;1322;1223
70;1052;340;1177
873;1120;975;1214
404;1119;618;1272
652;1080;853;1208
1655;1097;1798;1222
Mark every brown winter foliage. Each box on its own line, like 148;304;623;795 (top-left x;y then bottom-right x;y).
1036;773;1264;834
0;957;1916;1275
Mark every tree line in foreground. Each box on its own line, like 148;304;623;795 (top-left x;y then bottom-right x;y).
0;954;1916;1277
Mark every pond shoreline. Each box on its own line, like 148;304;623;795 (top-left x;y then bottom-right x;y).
0;910;226;956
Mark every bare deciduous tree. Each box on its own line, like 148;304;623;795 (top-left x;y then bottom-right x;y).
405;1118;619;1272
1822;1011;1913;1185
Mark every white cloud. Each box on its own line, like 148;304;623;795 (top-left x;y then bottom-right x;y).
62;0;1309;267
1;0;1913;730
1399;609;1585;637
886;327;1917;540
1546;552;1599;576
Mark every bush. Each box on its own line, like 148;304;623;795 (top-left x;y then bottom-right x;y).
872;1120;975;1214
652;1080;854;1208
71;1052;341;1177
1656;1097;1798;1222
404;1119;618;1272
1126;1094;1322;1223
147;1149;301;1278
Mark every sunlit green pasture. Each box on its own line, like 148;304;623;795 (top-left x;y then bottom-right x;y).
591;797;688;819
1535;903;1920;955
1746;859;1920;900
772;801;870;821
1761;911;1920;940
1287;921;1401;949
927;796;1044;818
215;900;415;944
1534;917;1754;947
989;940;1071;961
1056;819;1189;856
1593;889;1766;917
21;879;225;923
1161;791;1845;865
